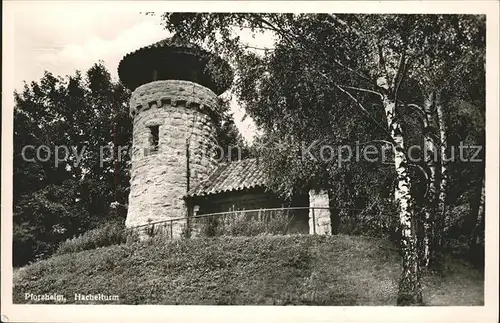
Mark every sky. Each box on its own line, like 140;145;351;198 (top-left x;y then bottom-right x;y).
11;5;274;143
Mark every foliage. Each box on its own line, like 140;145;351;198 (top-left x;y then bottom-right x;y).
55;220;137;255
139;221;179;240
213;97;251;161
158;13;485;304
200;214;221;237
13;63;132;266
158;12;485;231
338;199;400;240
197;210;293;237
13;60;249;266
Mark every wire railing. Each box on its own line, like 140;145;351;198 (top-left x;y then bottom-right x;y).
128;206;397;240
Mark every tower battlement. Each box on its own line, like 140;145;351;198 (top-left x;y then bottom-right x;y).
129;80;219;118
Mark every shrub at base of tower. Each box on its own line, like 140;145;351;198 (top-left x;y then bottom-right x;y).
194;211;293;237
55;220;138;255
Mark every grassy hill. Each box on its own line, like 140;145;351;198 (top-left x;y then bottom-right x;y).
13;235;483;305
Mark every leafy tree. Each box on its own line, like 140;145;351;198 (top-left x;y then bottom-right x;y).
158;13;485;305
213;97;251;161
13;61;249;266
13;63;132;266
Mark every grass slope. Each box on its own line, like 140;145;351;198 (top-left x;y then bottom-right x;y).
13;235;483;305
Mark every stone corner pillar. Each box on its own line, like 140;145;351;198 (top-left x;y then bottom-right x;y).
308;189;332;235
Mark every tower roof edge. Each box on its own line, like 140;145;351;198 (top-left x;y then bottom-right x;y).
118;36;233;95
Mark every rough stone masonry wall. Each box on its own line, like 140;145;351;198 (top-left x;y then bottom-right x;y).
126;80;219;237
309;189;332;235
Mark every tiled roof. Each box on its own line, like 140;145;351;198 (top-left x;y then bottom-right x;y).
186;158;267;198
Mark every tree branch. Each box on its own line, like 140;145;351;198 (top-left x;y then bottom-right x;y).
234;24;277;33
337;85;383;98
250;14;378;88
246;14;294;45
334;84;393;141
406;103;429;128
241;43;274;51
325;14;361;36
356;139;395;147
393;52;407;103
377;42;389;80
409;163;431;197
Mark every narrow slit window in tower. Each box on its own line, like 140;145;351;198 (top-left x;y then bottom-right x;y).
149;125;159;153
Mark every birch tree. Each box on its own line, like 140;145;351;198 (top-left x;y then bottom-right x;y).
406;15;485;266
159;12;484;304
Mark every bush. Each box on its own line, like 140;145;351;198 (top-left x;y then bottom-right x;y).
13;222;57;267
266;211;294;234
338;200;399;240
219;212;262;236
55;220;137;255
441;203;485;268
201;215;221;237
198;210;293;237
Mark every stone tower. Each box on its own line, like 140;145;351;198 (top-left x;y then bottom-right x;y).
118;37;233;235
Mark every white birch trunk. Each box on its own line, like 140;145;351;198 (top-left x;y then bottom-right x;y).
436;97;449;248
474;179;485;245
422;93;438;267
382;94;422;304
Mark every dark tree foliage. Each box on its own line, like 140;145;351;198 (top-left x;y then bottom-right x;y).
213;97;251;161
13;63;248;266
13;63;131;266
158;13;485;303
